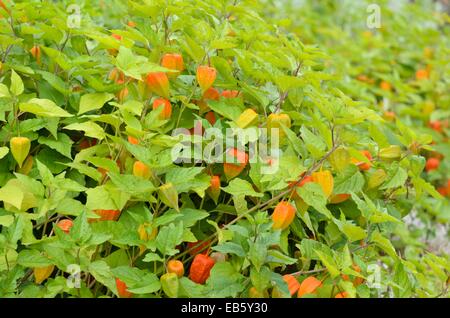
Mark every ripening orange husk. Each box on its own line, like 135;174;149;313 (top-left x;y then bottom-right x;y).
133;161;151;179
283;274;300;295
189;254;215;284
30;45;41;64
383;111;396;121
415;68;429;80
428;120;443;133
272;201;296;230
34;265;55;284
351;150;372;171
107;34;122;56
0;0;10;14
18;155;33;175
128;136;139;145
221;90;240;98
196;65;217;93
116;278;133;298
57;219;73;234
205;111;216;125
206;175;221;203
161;53;184;78
223;148;248;180
146;72;170;98
329;193;350;204
138;223;158;255
195;99;210;114
153;98;172;119
311;170;334;198
289;175;313;200
90;209;121;222
342;265;364;286
267;113;291;140
158;182;179;211
223;163;245;180
108;68;125;83
112;33;122;41
297;276;322;297
117;86;129;102
335;291;349;298
167;260;185;278
203;87;220;100
380;81;391;91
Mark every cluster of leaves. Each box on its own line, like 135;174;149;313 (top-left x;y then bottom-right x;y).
0;0;448;298
262;0;450;296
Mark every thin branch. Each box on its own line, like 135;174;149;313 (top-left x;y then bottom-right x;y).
291;268;327;276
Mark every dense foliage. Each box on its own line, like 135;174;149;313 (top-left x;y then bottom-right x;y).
0;0;448;298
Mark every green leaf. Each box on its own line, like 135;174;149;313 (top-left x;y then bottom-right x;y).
392;261;412;298
222;178;263;198
0;179;25;210
19;98;73;118
177;208;209;227
38;71;70;95
333;219;367;242
250;266;272;293
179;277;206;297
297;239;333;261
64;162;102;182
88;261;116;292
370;231;398;259
142;253;164;263
0;215;14;227
85;185;129;211
282;126;304;155
266;250;297;265
297;182;333;219
333;165;365;194
108;172;156;196
213;242;246;257
86;157;120;175
0;83;10;98
41;46;71;70
36;159;54;186
0;147;9;160
248;240;267;272
155;222;184;256
71;211;92;243
207;219;233;244
233;194;247;215
64;121;106;140
205;262;245;297
17;249;53;267
78;93;115;115
166;167;210;196
112;266;161;294
208;100;244;121
115;46;162;79
315;250;340;278
38;133;74;159
380;163;407;190
301;126;326;158
126;273;160;294
10;70;24;96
